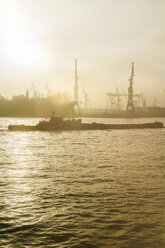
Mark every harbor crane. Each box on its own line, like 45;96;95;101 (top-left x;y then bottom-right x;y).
127;62;134;112
73;59;80;113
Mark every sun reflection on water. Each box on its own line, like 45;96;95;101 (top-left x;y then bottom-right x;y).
0;118;165;248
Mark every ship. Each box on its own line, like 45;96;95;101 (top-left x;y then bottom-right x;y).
8;116;164;131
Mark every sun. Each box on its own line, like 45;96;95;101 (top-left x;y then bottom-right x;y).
1;1;48;68
1;1;38;66
6;38;38;66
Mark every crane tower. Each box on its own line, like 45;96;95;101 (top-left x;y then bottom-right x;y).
127;62;134;112
73;59;79;113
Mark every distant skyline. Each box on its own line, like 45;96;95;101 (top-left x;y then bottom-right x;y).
0;0;165;107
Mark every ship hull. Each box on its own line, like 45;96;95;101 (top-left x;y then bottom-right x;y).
8;122;164;131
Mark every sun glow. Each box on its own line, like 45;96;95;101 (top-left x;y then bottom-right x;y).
1;1;41;66
6;38;38;65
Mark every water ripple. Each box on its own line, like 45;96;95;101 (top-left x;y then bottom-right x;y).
0;117;165;248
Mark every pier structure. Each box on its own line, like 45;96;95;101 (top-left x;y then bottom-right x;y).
106;63;144;112
106;89;142;112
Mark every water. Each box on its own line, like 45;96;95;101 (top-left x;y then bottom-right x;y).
0;117;165;248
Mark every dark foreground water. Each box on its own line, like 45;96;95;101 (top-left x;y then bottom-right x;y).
0;117;165;248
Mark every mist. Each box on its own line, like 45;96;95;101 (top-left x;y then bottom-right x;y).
0;0;165;107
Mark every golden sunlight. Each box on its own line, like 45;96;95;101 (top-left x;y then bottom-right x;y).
6;38;38;65
2;1;40;66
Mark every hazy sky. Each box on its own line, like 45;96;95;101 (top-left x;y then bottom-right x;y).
0;0;165;107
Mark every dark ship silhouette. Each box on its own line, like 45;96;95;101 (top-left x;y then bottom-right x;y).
8;115;164;131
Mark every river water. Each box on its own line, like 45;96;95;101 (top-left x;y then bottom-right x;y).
0;117;165;248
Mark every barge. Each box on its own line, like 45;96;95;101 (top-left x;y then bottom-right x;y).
8;116;164;131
